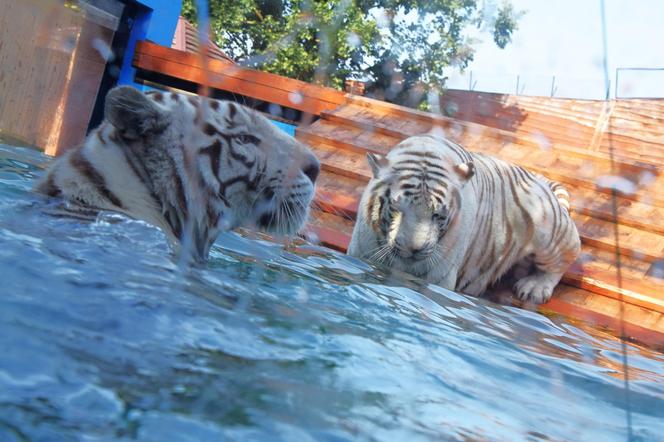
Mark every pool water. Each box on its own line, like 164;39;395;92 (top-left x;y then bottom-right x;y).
0;143;662;441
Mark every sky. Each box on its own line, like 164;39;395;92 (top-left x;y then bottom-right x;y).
445;0;664;99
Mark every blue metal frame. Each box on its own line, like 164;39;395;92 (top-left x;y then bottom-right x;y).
117;0;183;89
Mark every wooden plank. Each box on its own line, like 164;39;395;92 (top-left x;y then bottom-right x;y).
135;42;347;105
347;95;664;173
439;90;602;151
136;42;345;102
305;140;373;181
133;41;346;116
308;209;355;236
576;216;664;263
306;210;355;252
542;287;664;350
135;52;333;115
314;172;363;218
571;191;664;236
577;246;653;276
326;101;664;182
525;165;664;216
298;119;398;154
563;262;664;314
308;225;350;252
330;100;664;174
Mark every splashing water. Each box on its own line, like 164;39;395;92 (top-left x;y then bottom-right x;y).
176;0;215;268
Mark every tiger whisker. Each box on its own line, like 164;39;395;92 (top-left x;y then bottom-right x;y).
371;243;395;265
387;248;397;267
367;245;386;263
365;240;388;258
281;200;293;234
364;242;388;259
369;247;387;264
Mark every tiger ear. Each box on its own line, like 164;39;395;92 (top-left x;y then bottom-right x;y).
367;153;389;178
454;162;475;181
104;86;169;140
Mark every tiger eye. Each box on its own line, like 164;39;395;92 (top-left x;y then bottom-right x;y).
236;134;260;145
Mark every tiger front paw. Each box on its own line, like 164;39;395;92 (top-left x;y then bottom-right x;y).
513;275;555;304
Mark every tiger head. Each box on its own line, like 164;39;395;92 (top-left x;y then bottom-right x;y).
363;135;474;275
39;86;319;261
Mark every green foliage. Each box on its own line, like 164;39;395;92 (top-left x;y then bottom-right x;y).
492;3;521;49
182;0;520;107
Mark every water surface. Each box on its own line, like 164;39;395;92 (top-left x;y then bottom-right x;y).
0;144;662;441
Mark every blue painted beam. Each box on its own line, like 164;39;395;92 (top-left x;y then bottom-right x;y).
118;0;182;89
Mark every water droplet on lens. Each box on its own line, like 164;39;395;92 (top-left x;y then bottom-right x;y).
296;287;309;303
92;38;114;62
346;32;361;48
288;92;303;104
533;131;551;151
595;175;636;196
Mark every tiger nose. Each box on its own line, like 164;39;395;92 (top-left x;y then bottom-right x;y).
302;155;320;184
410;246;427;259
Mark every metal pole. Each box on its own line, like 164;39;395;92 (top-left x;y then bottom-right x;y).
516;75;520;95
550;75;556;97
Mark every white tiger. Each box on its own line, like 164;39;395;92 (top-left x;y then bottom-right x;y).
348;135;580;304
35;86;320;261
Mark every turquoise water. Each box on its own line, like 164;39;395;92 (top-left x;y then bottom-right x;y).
0;143;662;441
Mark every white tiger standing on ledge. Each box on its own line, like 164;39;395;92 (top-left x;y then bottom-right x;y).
35;86;320;261
348;135;580;304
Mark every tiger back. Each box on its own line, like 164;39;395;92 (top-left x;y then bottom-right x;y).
348;134;580;304
35;86;320;261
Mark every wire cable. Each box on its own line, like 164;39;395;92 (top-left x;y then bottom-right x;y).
599;1;633;439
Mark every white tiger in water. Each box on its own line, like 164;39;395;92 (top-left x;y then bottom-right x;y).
348;135;580;304
35;86;319;261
